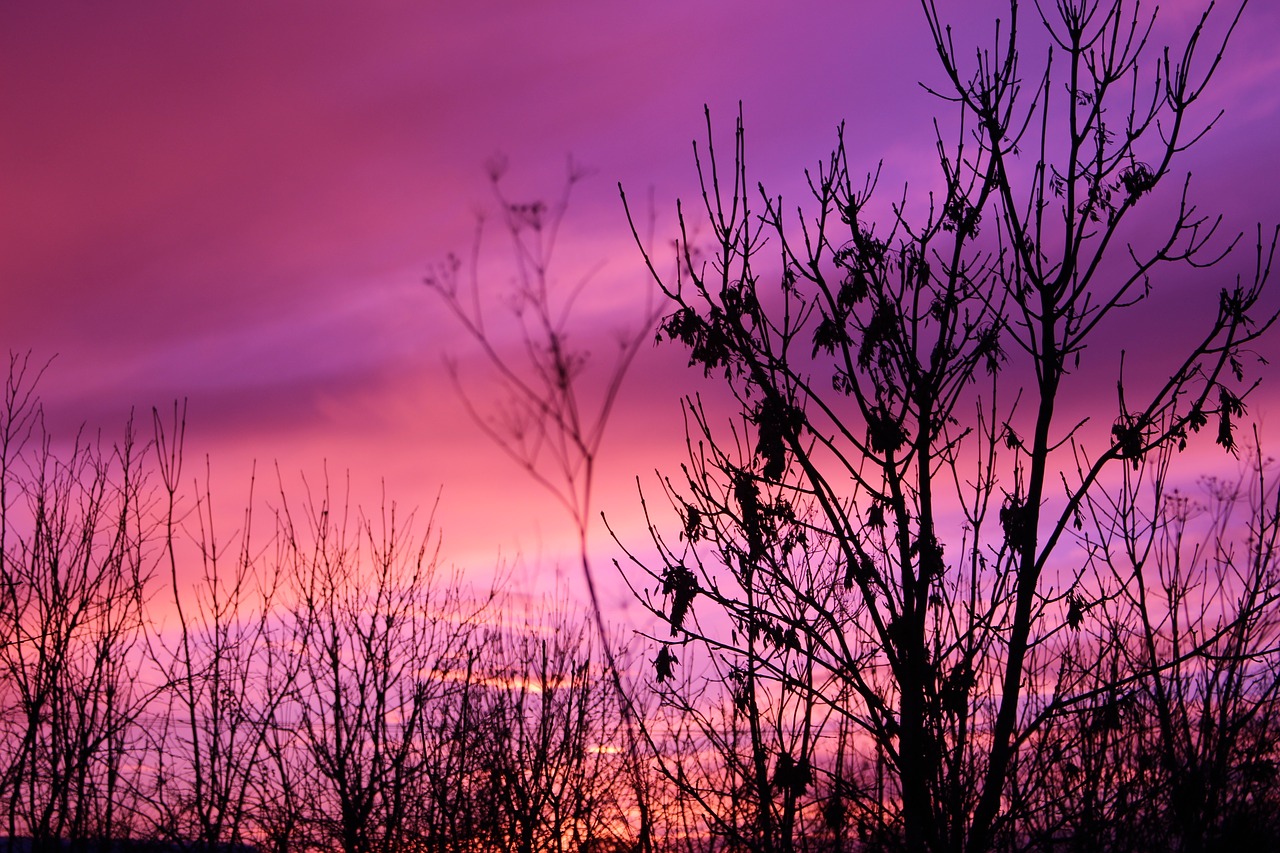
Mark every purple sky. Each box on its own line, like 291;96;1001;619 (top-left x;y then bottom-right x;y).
3;1;1278;605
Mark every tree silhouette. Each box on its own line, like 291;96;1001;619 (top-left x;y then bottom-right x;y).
141;405;298;853
5;1;1280;850
472;599;640;853
618;1;1279;850
275;478;490;853
0;354;154;851
0;355;652;853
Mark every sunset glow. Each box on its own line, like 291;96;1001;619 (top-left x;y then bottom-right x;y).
4;0;1279;605
6;3;1280;850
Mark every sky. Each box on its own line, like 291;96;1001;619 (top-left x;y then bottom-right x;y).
3;1;1279;615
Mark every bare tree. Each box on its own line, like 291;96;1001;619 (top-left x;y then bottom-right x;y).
472;598;639;853
618;1;1278;850
277;474;491;853
410;629;490;853
139;404;299;852
1003;436;1280;852
0;352;668;853
0;354;154;850
1102;439;1279;850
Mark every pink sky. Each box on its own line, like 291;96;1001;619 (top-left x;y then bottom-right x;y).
3;1;1279;610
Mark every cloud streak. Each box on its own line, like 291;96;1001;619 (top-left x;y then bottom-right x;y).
3;0;1277;595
